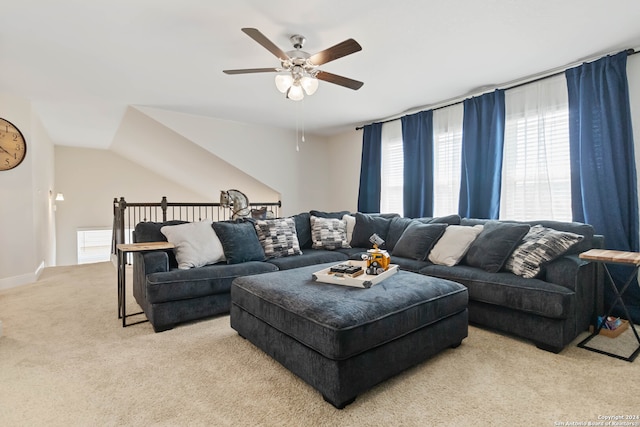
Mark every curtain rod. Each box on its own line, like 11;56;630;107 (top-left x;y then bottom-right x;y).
355;48;637;131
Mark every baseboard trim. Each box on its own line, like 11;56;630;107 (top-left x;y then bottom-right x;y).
0;261;45;291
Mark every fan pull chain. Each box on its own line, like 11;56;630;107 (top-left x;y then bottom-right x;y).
301;99;305;144
295;103;300;151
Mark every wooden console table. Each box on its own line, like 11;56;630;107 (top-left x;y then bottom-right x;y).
577;249;640;362
116;242;174;327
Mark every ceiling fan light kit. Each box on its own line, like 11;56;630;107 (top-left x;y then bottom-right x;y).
224;28;363;101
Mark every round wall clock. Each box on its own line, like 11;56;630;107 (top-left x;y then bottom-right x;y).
0;117;27;171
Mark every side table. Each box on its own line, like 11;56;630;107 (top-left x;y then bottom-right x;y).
577;249;640;362
116;242;175;327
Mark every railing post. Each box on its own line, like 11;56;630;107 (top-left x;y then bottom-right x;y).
112;197;127;255
118;197;127;247
161;196;168;222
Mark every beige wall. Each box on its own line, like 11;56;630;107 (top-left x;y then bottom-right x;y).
325;129;362;213
0;94;55;289
54;146;208;266
133;106;335;216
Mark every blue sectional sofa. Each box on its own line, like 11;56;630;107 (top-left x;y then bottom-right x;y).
131;211;601;353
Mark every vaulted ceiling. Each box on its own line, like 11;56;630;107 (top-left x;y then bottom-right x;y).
2;0;640;149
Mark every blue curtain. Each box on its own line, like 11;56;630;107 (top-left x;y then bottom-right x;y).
401;111;434;218
565;51;640;323
357;122;383;213
458;90;506;219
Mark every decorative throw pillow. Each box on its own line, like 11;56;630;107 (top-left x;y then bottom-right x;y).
464;221;530;273
212;220;266;264
428;225;484;267
310;216;350;250
342;214;356;244
291;212;312;249
253;217;302;259
386;217;415;252
160;220;225;269
392;222;447;261
350;213;393;248
504;225;584;278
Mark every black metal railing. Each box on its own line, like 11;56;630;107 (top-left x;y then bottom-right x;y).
111;196;281;255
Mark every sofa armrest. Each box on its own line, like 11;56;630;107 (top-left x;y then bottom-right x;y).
544;255;588;291
139;251;170;274
545;254;598;331
132;251;170;310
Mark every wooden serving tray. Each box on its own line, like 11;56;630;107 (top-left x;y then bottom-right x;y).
312;261;399;288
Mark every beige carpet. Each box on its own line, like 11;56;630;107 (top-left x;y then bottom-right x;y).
1;262;639;427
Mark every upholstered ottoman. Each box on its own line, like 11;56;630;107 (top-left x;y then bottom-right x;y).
230;263;468;408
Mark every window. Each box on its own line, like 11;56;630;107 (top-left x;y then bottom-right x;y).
500;75;572;221
380;120;404;215
432;104;464;216
77;227;133;264
77;228;113;264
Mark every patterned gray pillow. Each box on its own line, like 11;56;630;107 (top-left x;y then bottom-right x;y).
253;217;302;258
310;216;350;250
504;225;583;278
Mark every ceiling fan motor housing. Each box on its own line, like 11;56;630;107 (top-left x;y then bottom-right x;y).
290;34;306;50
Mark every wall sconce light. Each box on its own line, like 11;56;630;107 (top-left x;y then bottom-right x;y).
55;193;64;201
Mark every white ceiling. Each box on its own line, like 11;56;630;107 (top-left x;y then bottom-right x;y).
2;0;640;149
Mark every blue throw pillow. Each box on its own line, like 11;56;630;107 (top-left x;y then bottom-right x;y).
212;220;266;264
392;222;447;260
309;210;351;219
350;213;393;249
291;212;312;249
464;221;530;273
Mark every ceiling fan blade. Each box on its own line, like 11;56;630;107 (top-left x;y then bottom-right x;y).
241;28;289;61
223;67;279;74
317;71;364;90
309;39;362;66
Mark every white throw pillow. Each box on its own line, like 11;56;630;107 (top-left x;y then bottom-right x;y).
342;214;356;244
428;225;484;266
160;220;226;269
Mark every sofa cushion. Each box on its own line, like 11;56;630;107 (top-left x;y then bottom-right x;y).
133;220;188;243
309;210;351;219
464;221;530;273
212;220;266;264
504;225;584;278
342;214;356;244
419;264;574;319
428;225;484;266
146;261;278;304
133;220;190;268
253;217;302;259
389;255;432;273
291;212;312;249
160;220;225;269
392;222;447;260
266;248;348;271
310;216;350;250
416;214;462;225
386;217;414;251
350;213;393;249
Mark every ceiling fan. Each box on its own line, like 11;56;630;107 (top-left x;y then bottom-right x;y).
223;28;363;101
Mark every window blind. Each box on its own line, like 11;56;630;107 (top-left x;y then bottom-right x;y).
380;120;404;215
500;74;571;221
432;103;463;216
